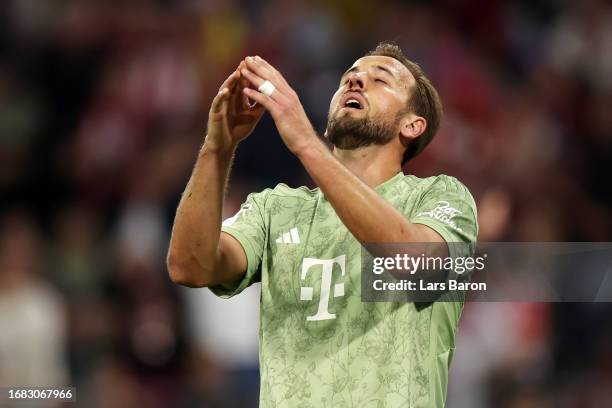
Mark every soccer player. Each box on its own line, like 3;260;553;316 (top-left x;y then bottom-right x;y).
167;42;478;407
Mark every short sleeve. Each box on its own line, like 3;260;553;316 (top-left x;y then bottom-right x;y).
208;189;270;298
410;176;478;259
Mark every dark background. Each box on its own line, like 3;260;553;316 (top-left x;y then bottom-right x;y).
1;0;611;406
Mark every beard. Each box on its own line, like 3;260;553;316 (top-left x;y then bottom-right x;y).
325;110;400;150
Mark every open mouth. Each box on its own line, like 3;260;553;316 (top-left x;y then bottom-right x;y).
341;93;365;110
344;99;362;109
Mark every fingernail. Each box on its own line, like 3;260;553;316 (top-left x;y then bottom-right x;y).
246;56;253;62
255;56;261;61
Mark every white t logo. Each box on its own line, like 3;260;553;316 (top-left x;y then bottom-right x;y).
300;255;346;321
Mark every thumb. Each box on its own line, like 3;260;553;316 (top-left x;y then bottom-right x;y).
211;87;230;115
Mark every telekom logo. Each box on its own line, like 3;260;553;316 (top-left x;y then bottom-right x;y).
299;255;346;321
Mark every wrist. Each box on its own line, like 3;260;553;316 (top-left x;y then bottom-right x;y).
294;135;325;161
201;136;238;158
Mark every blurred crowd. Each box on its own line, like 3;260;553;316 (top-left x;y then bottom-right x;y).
1;0;611;407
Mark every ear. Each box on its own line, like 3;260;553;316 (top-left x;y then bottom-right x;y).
399;114;426;142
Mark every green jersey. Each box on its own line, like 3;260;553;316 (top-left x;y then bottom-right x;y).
212;172;478;407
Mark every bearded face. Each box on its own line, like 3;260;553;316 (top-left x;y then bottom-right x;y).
325;110;402;150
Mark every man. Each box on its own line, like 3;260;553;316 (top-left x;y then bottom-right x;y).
167;42;478;407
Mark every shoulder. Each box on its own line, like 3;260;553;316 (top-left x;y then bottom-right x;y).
401;174;473;199
246;183;318;207
269;183;319;200
403;174;471;194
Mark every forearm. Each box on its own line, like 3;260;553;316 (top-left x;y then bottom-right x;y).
238;55;444;247
167;140;235;286
296;140;436;244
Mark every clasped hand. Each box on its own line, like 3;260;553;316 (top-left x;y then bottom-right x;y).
241;56;318;156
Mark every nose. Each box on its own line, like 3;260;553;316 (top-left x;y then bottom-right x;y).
347;72;366;91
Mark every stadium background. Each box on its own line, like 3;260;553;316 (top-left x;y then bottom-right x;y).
1;0;611;406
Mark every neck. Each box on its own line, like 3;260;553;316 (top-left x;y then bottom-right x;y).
332;144;403;188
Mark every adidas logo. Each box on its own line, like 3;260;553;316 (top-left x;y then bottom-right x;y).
275;227;301;244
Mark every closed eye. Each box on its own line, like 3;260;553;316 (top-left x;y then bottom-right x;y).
375;78;388;85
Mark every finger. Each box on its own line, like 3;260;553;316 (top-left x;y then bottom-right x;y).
211;87;230;114
244;56;274;80
229;63;256;113
255;56;284;80
254;56;291;89
241;83;259;111
243;87;277;113
244;56;291;93
241;67;288;104
228;71;245;112
240;67;264;89
242;97;265;117
218;69;240;93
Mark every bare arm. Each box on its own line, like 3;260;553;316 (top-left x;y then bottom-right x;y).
296;141;443;245
167;63;265;287
167;144;246;287
240;57;443;246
